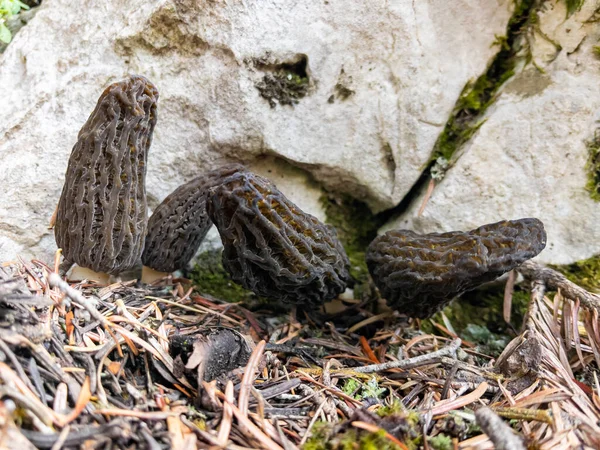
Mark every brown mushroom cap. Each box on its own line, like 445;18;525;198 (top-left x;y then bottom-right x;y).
141;163;245;273
54;75;159;275
206;170;351;306
366;218;547;319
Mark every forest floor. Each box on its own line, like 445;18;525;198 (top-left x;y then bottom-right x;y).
1;255;600;450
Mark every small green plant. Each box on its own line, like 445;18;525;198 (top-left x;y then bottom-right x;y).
341;377;387;400
428;434;453;450
361;377;387;400
0;0;29;44
341;378;361;398
564;0;584;17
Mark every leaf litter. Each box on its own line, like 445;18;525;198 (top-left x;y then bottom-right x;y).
0;254;599;449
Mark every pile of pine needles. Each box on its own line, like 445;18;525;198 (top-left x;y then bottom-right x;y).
1;252;599;449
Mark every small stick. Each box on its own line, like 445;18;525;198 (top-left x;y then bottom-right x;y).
518;261;600;313
475;407;526;450
504;269;516;323
351;338;462;373
298;399;328;447
239;340;266;416
48;273;108;326
427;382;488;416
216;380;234;447
418;178;436;217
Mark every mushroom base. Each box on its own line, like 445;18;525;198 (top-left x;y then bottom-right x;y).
141;266;170;284
66;265;110;285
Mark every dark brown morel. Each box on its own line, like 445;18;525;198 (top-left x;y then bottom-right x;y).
55;75;159;275
206;170;351;305
142;164;245;273
366;218;547;319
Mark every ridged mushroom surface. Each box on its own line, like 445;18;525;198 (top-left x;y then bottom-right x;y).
142;164;245;273
366;218;547;319
207;170;351;306
55;75;159;274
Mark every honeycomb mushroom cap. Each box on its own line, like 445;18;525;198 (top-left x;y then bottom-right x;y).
366;218;547;319
206;170;351;306
55;75;159;275
142;163;245;273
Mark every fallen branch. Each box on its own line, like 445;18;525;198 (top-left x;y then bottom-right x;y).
518;261;600;312
351;338;462;373
475;407;526;450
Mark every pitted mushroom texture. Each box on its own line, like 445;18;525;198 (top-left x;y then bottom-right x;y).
366;218;547;319
55;75;159;274
142;164;245;273
207;171;351;305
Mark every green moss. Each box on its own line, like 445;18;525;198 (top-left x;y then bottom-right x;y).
341;378;361;398
564;0;584;17
303;425;405;450
594;46;600;58
461;324;510;355
550;255;600;293
189;249;253;302
428;434;453;450
321;194;385;299
377;399;407;417
585;131;600;202
255;56;310;108
427;0;542;176
432;287;529;333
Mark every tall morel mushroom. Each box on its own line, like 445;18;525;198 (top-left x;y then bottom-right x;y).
366;218;547;319
142;163;245;276
55;75;159;277
206;170;351;306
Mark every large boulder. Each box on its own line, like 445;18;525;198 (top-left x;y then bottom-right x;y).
0;0;512;263
384;1;600;265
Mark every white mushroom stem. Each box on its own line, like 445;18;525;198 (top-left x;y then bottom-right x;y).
66;265;110;285
141;266;169;284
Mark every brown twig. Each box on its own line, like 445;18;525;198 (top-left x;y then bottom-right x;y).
351;338;462;373
518;261;600;312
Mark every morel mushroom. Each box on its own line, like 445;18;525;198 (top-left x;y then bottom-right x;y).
206;170;351;306
55;75;159;277
366;218;547;319
141;163;245;278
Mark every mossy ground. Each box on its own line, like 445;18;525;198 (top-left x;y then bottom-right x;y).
423;285;531;357
189;249;254;303
551;254;600;293
304;425;404;450
320;193;386;300
255;56;310;107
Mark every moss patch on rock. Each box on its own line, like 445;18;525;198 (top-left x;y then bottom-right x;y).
551;254;600;293
254;55;310;108
585;131;600;202
427;0;543;176
189;249;253;302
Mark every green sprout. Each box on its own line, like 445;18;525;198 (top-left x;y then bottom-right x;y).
0;0;29;44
